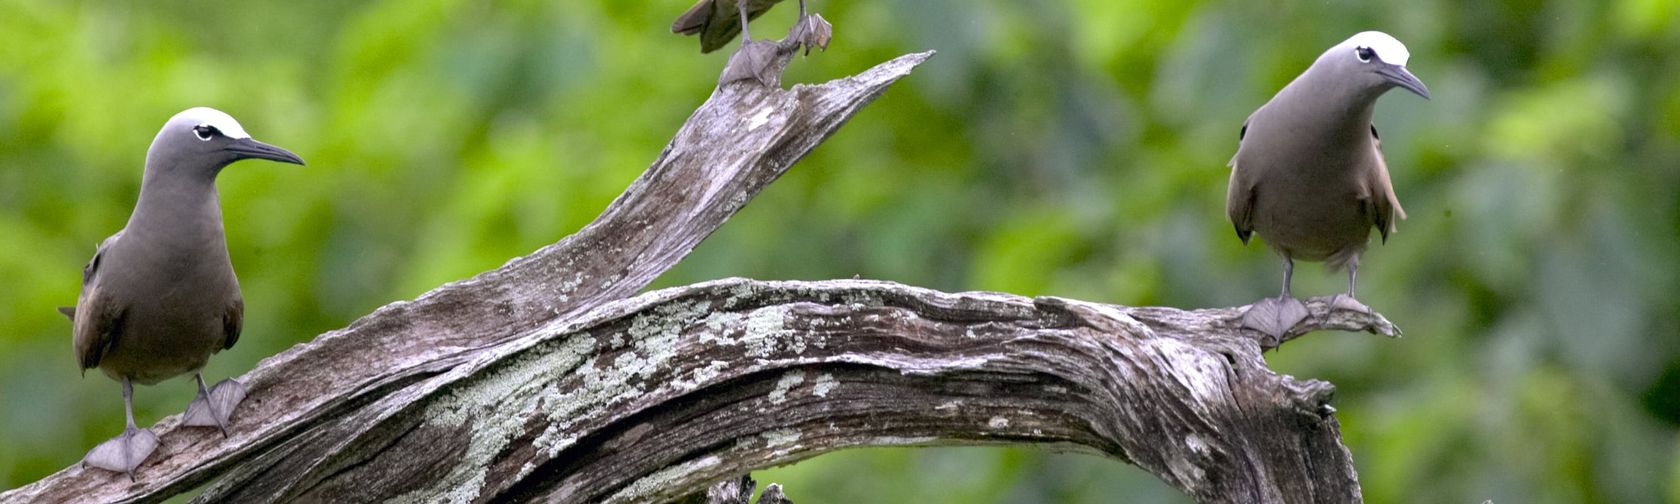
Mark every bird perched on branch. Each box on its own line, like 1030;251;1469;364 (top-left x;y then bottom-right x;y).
674;0;832;85
1225;31;1429;338
672;0;829;54
61;107;304;479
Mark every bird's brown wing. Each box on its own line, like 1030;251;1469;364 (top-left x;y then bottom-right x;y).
1365;125;1407;242
671;0;714;35
1226;119;1257;244
673;0;779;53
223;295;243;350
72;232;125;371
73;286;124;372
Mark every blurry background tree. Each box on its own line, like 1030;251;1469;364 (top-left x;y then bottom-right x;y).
0;1;1677;502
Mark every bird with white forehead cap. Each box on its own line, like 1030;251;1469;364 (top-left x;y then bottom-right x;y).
59;107;304;479
1225;31;1429;338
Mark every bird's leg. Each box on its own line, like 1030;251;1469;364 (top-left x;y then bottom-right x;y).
1242;255;1310;340
738;0;752;42
83;377;158;480
789;0;833;56
183;373;246;437
183;373;226;435
1281;254;1295;298
717;0;782;85
1329;254;1372;313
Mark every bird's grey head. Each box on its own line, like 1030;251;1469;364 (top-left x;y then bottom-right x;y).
1313;31;1430;101
145;107;305;180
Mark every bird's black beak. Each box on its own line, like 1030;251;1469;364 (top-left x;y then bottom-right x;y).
1378;64;1430;100
225;138;306;166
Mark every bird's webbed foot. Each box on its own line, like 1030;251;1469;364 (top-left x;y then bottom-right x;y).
1241;295;1310;340
719;39;784;86
1326;293;1372;314
789;9;832;56
83;426;158;480
720;0;831;86
183;378;247;436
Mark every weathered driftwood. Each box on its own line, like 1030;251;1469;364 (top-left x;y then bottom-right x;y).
0;33;1405;504
198;276;1395;502
2;41;934;504
203;276;1388;503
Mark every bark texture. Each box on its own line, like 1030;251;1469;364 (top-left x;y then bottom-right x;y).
1;40;1401;504
212;277;1395;503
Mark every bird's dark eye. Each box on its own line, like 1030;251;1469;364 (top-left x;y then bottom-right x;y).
193;125;219;141
1355;46;1375;63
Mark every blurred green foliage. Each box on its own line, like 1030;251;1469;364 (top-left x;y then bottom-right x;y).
1;1;1678;502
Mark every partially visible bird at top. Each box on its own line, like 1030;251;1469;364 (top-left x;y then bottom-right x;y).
673;0;784;54
674;0;832;86
1225;31;1430;339
60;107;305;479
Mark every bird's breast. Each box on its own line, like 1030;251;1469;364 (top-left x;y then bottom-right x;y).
92;229;239;383
1237;128;1379;260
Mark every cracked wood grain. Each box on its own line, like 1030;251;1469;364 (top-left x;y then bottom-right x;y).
225;277;1394;503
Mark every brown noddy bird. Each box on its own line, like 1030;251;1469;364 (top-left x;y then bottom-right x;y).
1226;31;1429;338
60;107;304;479
674;0;832;86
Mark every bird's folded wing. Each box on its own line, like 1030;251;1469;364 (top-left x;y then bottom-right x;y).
1226;120;1257;244
223;296;244;350
674;0;776;54
1366;126;1406;241
71;231;125;370
73;286;123;371
672;0;713;35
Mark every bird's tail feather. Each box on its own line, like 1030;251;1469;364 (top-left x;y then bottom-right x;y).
672;2;710;35
1324;246;1364;273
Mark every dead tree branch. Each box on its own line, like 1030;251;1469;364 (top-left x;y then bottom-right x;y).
201;277;1396;502
2;42;1401;504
